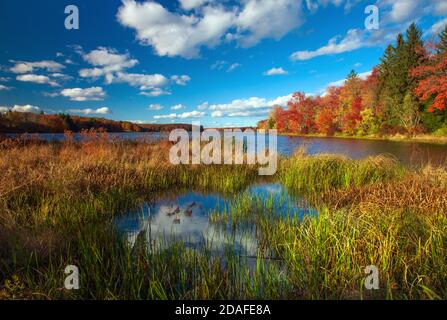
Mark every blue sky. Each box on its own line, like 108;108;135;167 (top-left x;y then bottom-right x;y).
0;0;446;127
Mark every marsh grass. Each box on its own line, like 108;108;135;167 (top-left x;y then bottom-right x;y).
0;134;446;300
281;150;405;194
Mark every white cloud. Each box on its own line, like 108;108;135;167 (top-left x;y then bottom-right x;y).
227;63;241;72
16;74;59;87
153;113;177;120
179;110;205;118
290;29;365;60
78;47;187;96
79;47;138;81
140;88;172;97
433;0;447;15
388;0;419;23
233;0;303;47
9;60;64;74
67;107;111;115
429;17;447;35
113;72;168;88
154;110;205;119
211;110;223;117
179;0;211;10
11;104;41;113
171;75;191;85
148;104;164;111
171;104;185;110
0;84;12;91
0;106;9;113
118;0;235;58
128;119;157;124
263;67;288;76
83;47;137;68
0;77;10;82
197;102;209;110
60;87;106;101
117;0;303;58
380;0;446;25
208;94;292;117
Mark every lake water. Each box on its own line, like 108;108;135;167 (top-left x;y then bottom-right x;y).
9;131;447;166
115;183;316;256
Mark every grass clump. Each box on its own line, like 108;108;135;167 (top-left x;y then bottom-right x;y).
280;151;405;193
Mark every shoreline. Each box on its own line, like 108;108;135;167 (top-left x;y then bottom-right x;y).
277;132;447;145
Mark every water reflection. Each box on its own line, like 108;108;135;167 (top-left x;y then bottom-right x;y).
115;183;313;256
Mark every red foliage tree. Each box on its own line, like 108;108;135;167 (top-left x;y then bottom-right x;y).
342;96;363;134
287;92;318;134
411;52;447;112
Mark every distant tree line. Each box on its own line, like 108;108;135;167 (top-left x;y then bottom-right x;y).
258;24;447;137
0;111;196;133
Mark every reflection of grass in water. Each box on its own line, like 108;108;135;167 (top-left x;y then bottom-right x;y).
0;136;446;299
209;196;447;299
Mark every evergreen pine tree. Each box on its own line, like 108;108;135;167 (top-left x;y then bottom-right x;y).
436;25;447;54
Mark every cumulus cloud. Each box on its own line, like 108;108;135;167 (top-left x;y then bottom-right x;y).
208;94;292;117
179;0;211;10
0;84;12;91
67;107;111;115
148;104;164;111
16;74;59;87
289;1;447;61
233;0;303;48
79;47;138;81
118;0;235;58
0;106;9;113
290;29;366;61
113;72;168;88
117;0;303;58
154;110;205;119
140;88;172;97
60;87;106;101
78;47;189;96
171;104;185;110
9;60;64;74
380;0;446;25
429;17;447;35
171;75;191;85
197;102;209;110
263;67;288;76
11;104;41;113
388;0;419;23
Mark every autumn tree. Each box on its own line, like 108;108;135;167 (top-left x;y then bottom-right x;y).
316;86;340;135
411;28;447;127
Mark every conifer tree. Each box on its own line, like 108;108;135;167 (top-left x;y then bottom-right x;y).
436;25;447;54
